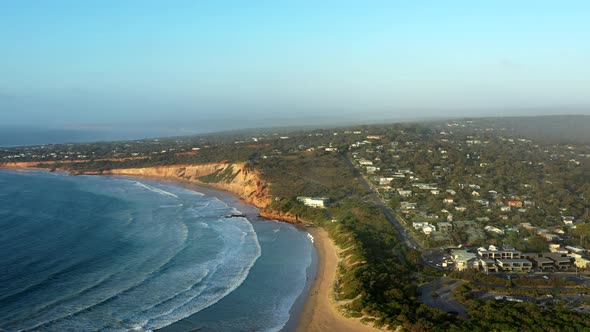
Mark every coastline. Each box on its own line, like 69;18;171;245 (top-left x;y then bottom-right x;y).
0;165;379;331
122;175;380;332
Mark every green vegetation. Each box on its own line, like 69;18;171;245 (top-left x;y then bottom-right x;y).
454;283;590;332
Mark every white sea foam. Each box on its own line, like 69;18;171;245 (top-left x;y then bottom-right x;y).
139;218;262;331
133;181;178;198
159;204;184;208
20;195;260;332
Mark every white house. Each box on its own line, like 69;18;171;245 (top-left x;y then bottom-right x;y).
422;225;435;235
366;166;380;174
451;249;478;271
398;189;413;197
297;197;329;208
485;225;505;235
562;216;575;225
379;177;394;185
358;159;373;166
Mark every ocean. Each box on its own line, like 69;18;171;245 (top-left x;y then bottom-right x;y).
0;170;316;331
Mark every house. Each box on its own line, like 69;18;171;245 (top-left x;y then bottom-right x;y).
471;191;480;196
565;246;586;254
475;199;490;207
477;246;522;260
413;222;436;235
544;253;573;270
413;221;429;229
422;225;435;235
520;223;537;231
430;189;440;195
480;258;498;273
575;257;590;269
507;200;523;208
446;189;457;195
500;206;511;212
400;202;417;210
413;183;438;190
366;166;379;175
379;177;394;185
397;189;413;197
533;256;555;271
455;206;467;212
443;198;454;204
437;222;453;233
562;216;575;225
484;225;504;235
297;197;329;208
451;249;478;271
358;159;373;166
539;232;562;242
496;259;533;272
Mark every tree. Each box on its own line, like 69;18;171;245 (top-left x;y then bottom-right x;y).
526;235;549;252
572;223;590;248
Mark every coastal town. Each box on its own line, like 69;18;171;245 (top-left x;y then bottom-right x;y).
2;116;590;331
2;119;589;276
346;120;590;276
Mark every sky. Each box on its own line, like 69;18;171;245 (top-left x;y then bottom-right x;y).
1;1;589;139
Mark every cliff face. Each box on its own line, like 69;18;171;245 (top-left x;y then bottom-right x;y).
0;162;47;168
99;163;272;209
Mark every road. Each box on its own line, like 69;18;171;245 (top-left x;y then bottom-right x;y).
419;277;468;318
344;155;421;251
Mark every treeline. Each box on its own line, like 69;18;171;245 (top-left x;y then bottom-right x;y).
454;283;590;331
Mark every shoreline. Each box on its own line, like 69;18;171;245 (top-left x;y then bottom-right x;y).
0;166;379;331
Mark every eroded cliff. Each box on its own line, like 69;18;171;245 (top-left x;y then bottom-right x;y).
100;163;272;209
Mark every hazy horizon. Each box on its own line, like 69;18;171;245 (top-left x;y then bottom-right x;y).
2;1;590;141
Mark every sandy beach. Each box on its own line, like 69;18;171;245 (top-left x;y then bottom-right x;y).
296;228;380;332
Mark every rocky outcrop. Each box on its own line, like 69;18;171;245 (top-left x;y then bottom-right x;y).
259;210;301;223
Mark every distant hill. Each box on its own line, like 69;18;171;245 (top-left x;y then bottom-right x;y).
462;115;590;144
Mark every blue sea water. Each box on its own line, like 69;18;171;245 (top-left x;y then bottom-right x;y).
0;170;315;331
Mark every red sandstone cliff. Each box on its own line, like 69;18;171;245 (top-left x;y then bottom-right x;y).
100;163;272;209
